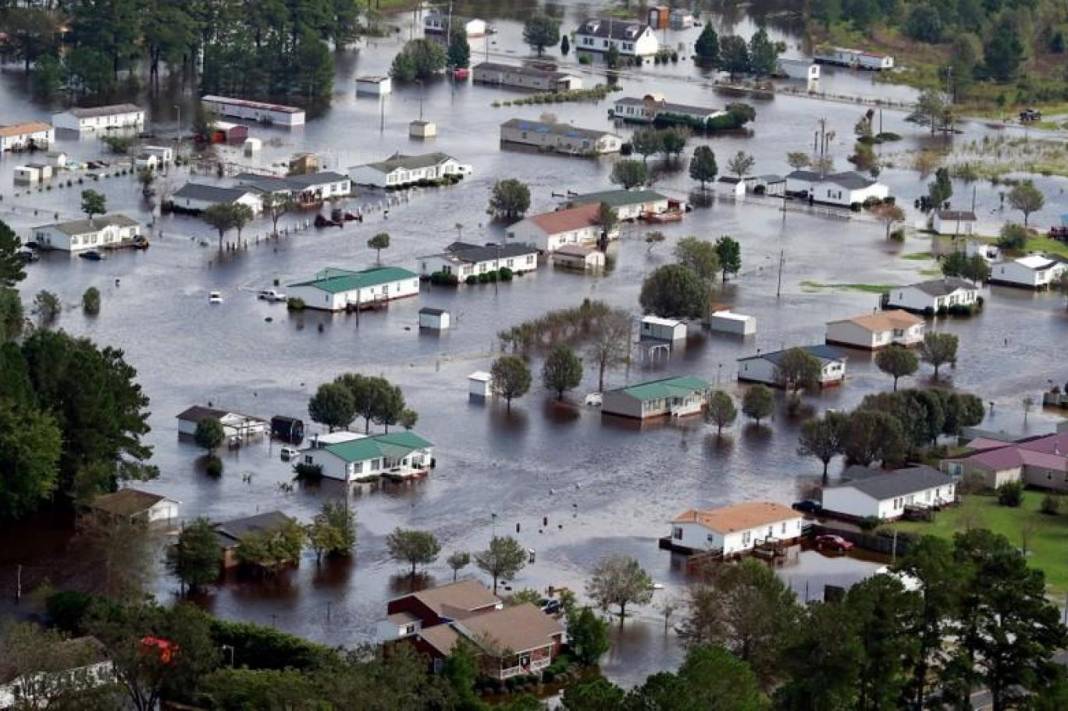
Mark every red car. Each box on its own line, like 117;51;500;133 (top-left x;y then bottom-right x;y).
815;534;854;553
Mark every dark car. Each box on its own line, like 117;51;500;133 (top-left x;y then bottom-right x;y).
792;500;821;514
815;534;855;553
539;598;561;615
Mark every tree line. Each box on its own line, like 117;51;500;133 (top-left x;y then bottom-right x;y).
307;372;417;434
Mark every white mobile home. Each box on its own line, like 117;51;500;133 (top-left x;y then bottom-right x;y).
52;104;145;133
175;405;268;439
201;95;305;127
707;310;756;336
821;465;956;521
32;215;141;252
990;255;1067;289
669;502;803;555
574;18;659;57
601;376;711;420
418;241;539;280
170;183;263;215
0;121;53;151
473;62;583;92
287;266;420;312
348;152;472;189
825;310;925;350
565;189;671;221
424;11;486;37
611;95;725;126
785;170;889;206
737;345;846;388
499;119;622;155
299;431;433;481
882;278;980;314
814;47;894;70
640;316;686;342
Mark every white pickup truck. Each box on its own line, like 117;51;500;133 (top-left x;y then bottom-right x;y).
258;289;287;302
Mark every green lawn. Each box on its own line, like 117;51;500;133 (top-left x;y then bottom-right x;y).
902;251;933;261
1025;236;1068;259
888;491;1068;594
800;281;895;294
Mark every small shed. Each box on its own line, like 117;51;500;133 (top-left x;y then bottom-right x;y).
134;153;159;171
289;152;319;175
270;415;305;444
356;75;392;96
552;245;605;270
244;137;262;155
45;150;68;168
468;371;492;399
14;165;43;183
409;120;437;139
419;307;450;330
640;315;686;341
210;121;249;144
708;310;756;336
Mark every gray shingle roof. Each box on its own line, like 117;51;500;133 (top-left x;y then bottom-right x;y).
910;277;976;296
65;104;143;118
214;511;294;546
787;170;875;189
833;465;954;501
577;18;649;40
475;62;573;81
500;118;616;141
738;344;845;366
173;183;255;203
42;214;139;236
362;152;456;173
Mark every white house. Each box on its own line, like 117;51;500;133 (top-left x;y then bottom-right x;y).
284;171;352;204
574;18;659;57
424;11;486;37
473;62;583;92
419;307;450;330
32;215;141;252
814;46;894;70
551;244;605;270
418;241;539;280
990;254;1067;289
601;376;711;420
785;170;889;206
0;636;113;709
669;502;803;556
52;104;145;133
640;315;686;342
45;150;68;168
287;266;420;312
882;277;981;314
169;183;263;214
14;164;51;184
356;75;392;96
175;405;268;439
821;465;956;521
348;152;472;189
298;431;433;481
506;203;612;252
564;189;671;221
737;345;846;388
611;95;726;126
201;95;305;127
0;121;53;151
88;488;180;524
499;119;622;155
931;209;977;235
708;309;757;336
825;310;925;350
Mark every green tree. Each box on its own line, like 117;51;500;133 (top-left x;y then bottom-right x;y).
562;676;624;709
308;382;355;432
706;390;737;436
797;411;847;482
80;189;107;223
714;236;741;281
523;15;560;56
905;4;943;42
0;401;62;520
920;331;958;380
386;528;440;577
201;203;239;252
260;193;294;238
474;535;527;593
694;24;720;66
719;35;750;79
235;519;306;574
31;53;64;98
33;290;61;328
335;373;375;433
776;600;862;709
605;43;621;69
610;159;649;189
674;236;720;282
542;344;583;400
560;34;570;56
1008;180;1044;227
446;26;470;69
587;554;653;625
787;152;811;169
909;90;952;135
689;145;718;189
984;19;1025;81
659;127;687;160
748;27;780;77
565;606;611;667
367;232;390;265
0;289;25;343
586;309;631;392
639;264;709;320
167;517;221;593
875;345;919;391
629;645;767;710
0;219;26;287
843;409;906;466
193;417;224;454
488;178;531;219
869;202;906;239
597;202;619;239
927;167;953;208
306;501;356;563
997;222;1029;251
390;38;446;81
442;640;480;708
726;150;755;179
446;551;470;581
371;381;407;433
742;385;775;425
844;574;920;711
630;128;662;165
490;355;531;410
775;347;822;395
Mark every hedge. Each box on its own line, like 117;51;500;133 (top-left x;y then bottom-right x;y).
208;618;339;672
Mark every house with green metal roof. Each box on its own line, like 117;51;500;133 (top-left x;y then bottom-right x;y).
299;431;434;481
287;266;420;311
565;189;671;221
601;375;712;420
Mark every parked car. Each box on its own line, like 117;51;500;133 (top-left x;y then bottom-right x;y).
208;291;223;304
539;598;561;615
280;446;299;461
792;500;821;514
79;250;105;261
258;289;287;302
1020;108;1042;122
17;249;39;263
814;534;854;553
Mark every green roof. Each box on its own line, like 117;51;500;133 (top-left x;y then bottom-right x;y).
569;189;668;208
322;431;433;463
289;266;418;294
613;376;711;402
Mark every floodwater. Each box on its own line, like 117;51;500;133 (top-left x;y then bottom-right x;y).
1;0;1066;687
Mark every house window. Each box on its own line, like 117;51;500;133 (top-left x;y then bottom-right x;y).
781;522;787;534
304;455;313;464
741;531;751;545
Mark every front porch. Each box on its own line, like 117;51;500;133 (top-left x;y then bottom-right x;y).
486;646;552;680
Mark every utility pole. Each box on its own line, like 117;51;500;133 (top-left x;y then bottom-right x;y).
776;249;785;299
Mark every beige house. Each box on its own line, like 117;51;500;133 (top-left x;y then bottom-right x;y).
499;119;622;155
825;311;925;350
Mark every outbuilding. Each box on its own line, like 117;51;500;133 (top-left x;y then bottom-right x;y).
668;502;803;555
821;465;956;521
468;371;492;399
88;489;180;525
640;315;686;341
356;75;393;96
931;209;977;236
707;310;756;336
419;307;451;330
551;244;605;270
52;104;145;133
287;266;420;311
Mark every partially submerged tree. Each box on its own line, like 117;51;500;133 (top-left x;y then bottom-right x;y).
869;202;906;240
639;264;709;320
742;385;774;425
875;346;920;391
522;15;560;56
541;344;583;400
490;355;531;410
367;232;390;265
193;417;224;454
689;145;718;190
306;501;356;563
307;382;355;432
610;159;649;189
714;236;741;281
446;551;471;581
487;178;531;220
797;411;848;482
726;150;754;179
80;189;107;223
775;348;822;395
386;528;440;578
167;517;220;593
1008;180;1044;227
920;332;959;380
587;554;653;625
474;535;527;593
706;390;737;436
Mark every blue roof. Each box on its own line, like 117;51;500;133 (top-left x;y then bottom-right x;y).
738;344;845;366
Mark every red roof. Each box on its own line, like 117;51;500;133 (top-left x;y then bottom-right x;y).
528;203;600;235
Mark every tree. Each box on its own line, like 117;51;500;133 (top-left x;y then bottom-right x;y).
390;39;446;81
488;178;531;220
308;382;355;432
786;152;811;170
927;167;953;208
201;203;238;252
386;528;440;578
639;264;709;320
876;346;919;391
984;19;1024;82
0;289;25;343
1008;180;1044;227
776;600;862;709
193;417;224;454
844;575;920;711
920;332;958;380
523;15;560;56
542;345;583;400
560;34;570;56
694;24;720;66
335;373;376;433
490;355;531;410
564;605;611;667
797;411;847;482
869;202;906;240
726;150;755;179
0;219;26;287
719;35;750;80
307;501;356;563
446;551;470;581
80;190;107;223
909;90;952;135
689;145;718;189
475;535;527;593
371;381;406;433
587;554;653;624
748;27;780;77
399;409;418;430
942;252;991;283
261;193;293;238
562;677;624;709
137;167;156;198
235;519;306;574
905;3;943;42
367;233;390;265
447;26;470;69
659;128;687;161
705;391;737;436
82;287;101;316
597;202;618;238
742;385;774;425
631;128;662;164
714;236;741;281
610;159;648;189
167;517;221;593
843;410;906;466
231;203;254;243
775;347;822;395
674;236;720;282
998;222;1029;251
586;309;631;392
0;401;61;520
0;622;118;708
33;290;60;327
630;645;766;710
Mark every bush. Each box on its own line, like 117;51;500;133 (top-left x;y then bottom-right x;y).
477;273;490;283
209;618;338;672
46;591;96;634
997;481;1023;507
81;287;101;315
204;455;224;477
578;54;592;65
858;516;881;532
465;275;478;285
286;297;305;311
499;267;514;281
293;462;322;480
889;228;905;242
1041;494;1060;515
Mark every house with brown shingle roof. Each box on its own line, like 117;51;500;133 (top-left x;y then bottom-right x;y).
87;488;179;524
505;203;617;253
668;501;803;555
825;310;925;350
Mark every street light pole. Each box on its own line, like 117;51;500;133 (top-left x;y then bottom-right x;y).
173;104;181;155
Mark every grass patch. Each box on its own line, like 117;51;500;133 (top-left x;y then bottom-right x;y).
918;267;942;277
800;281;895;294
1025;236;1068;258
888;491;1068;593
902;251;933;261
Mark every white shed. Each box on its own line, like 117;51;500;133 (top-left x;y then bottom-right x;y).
409;120;437;139
640;316;686;341
357;75;392;96
419;307;450;330
244;137;262;155
468;371;492;399
707;310;756;336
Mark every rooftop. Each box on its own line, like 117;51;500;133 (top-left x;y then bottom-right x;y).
526;203;602;235
610;375;710;402
1013;254;1062;270
359;152;457;173
738;344;845;366
476;62;576;81
828;310;923;332
673;501;799;534
60;103;143;118
321;431;432;463
89;488;175;517
288;266;418;294
456;603;565;655
36;214;139;236
0;121;51;137
615;96;721;118
172;183;256;204
501;118;618;141
935;209;977;221
832;465;954;500
397;579;501;619
787;169;879;190
909;277;978;297
176;405;228;422
430;241;538;263
214;511;294;545
567;189;668;209
201;95;303;114
577;18;649;40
